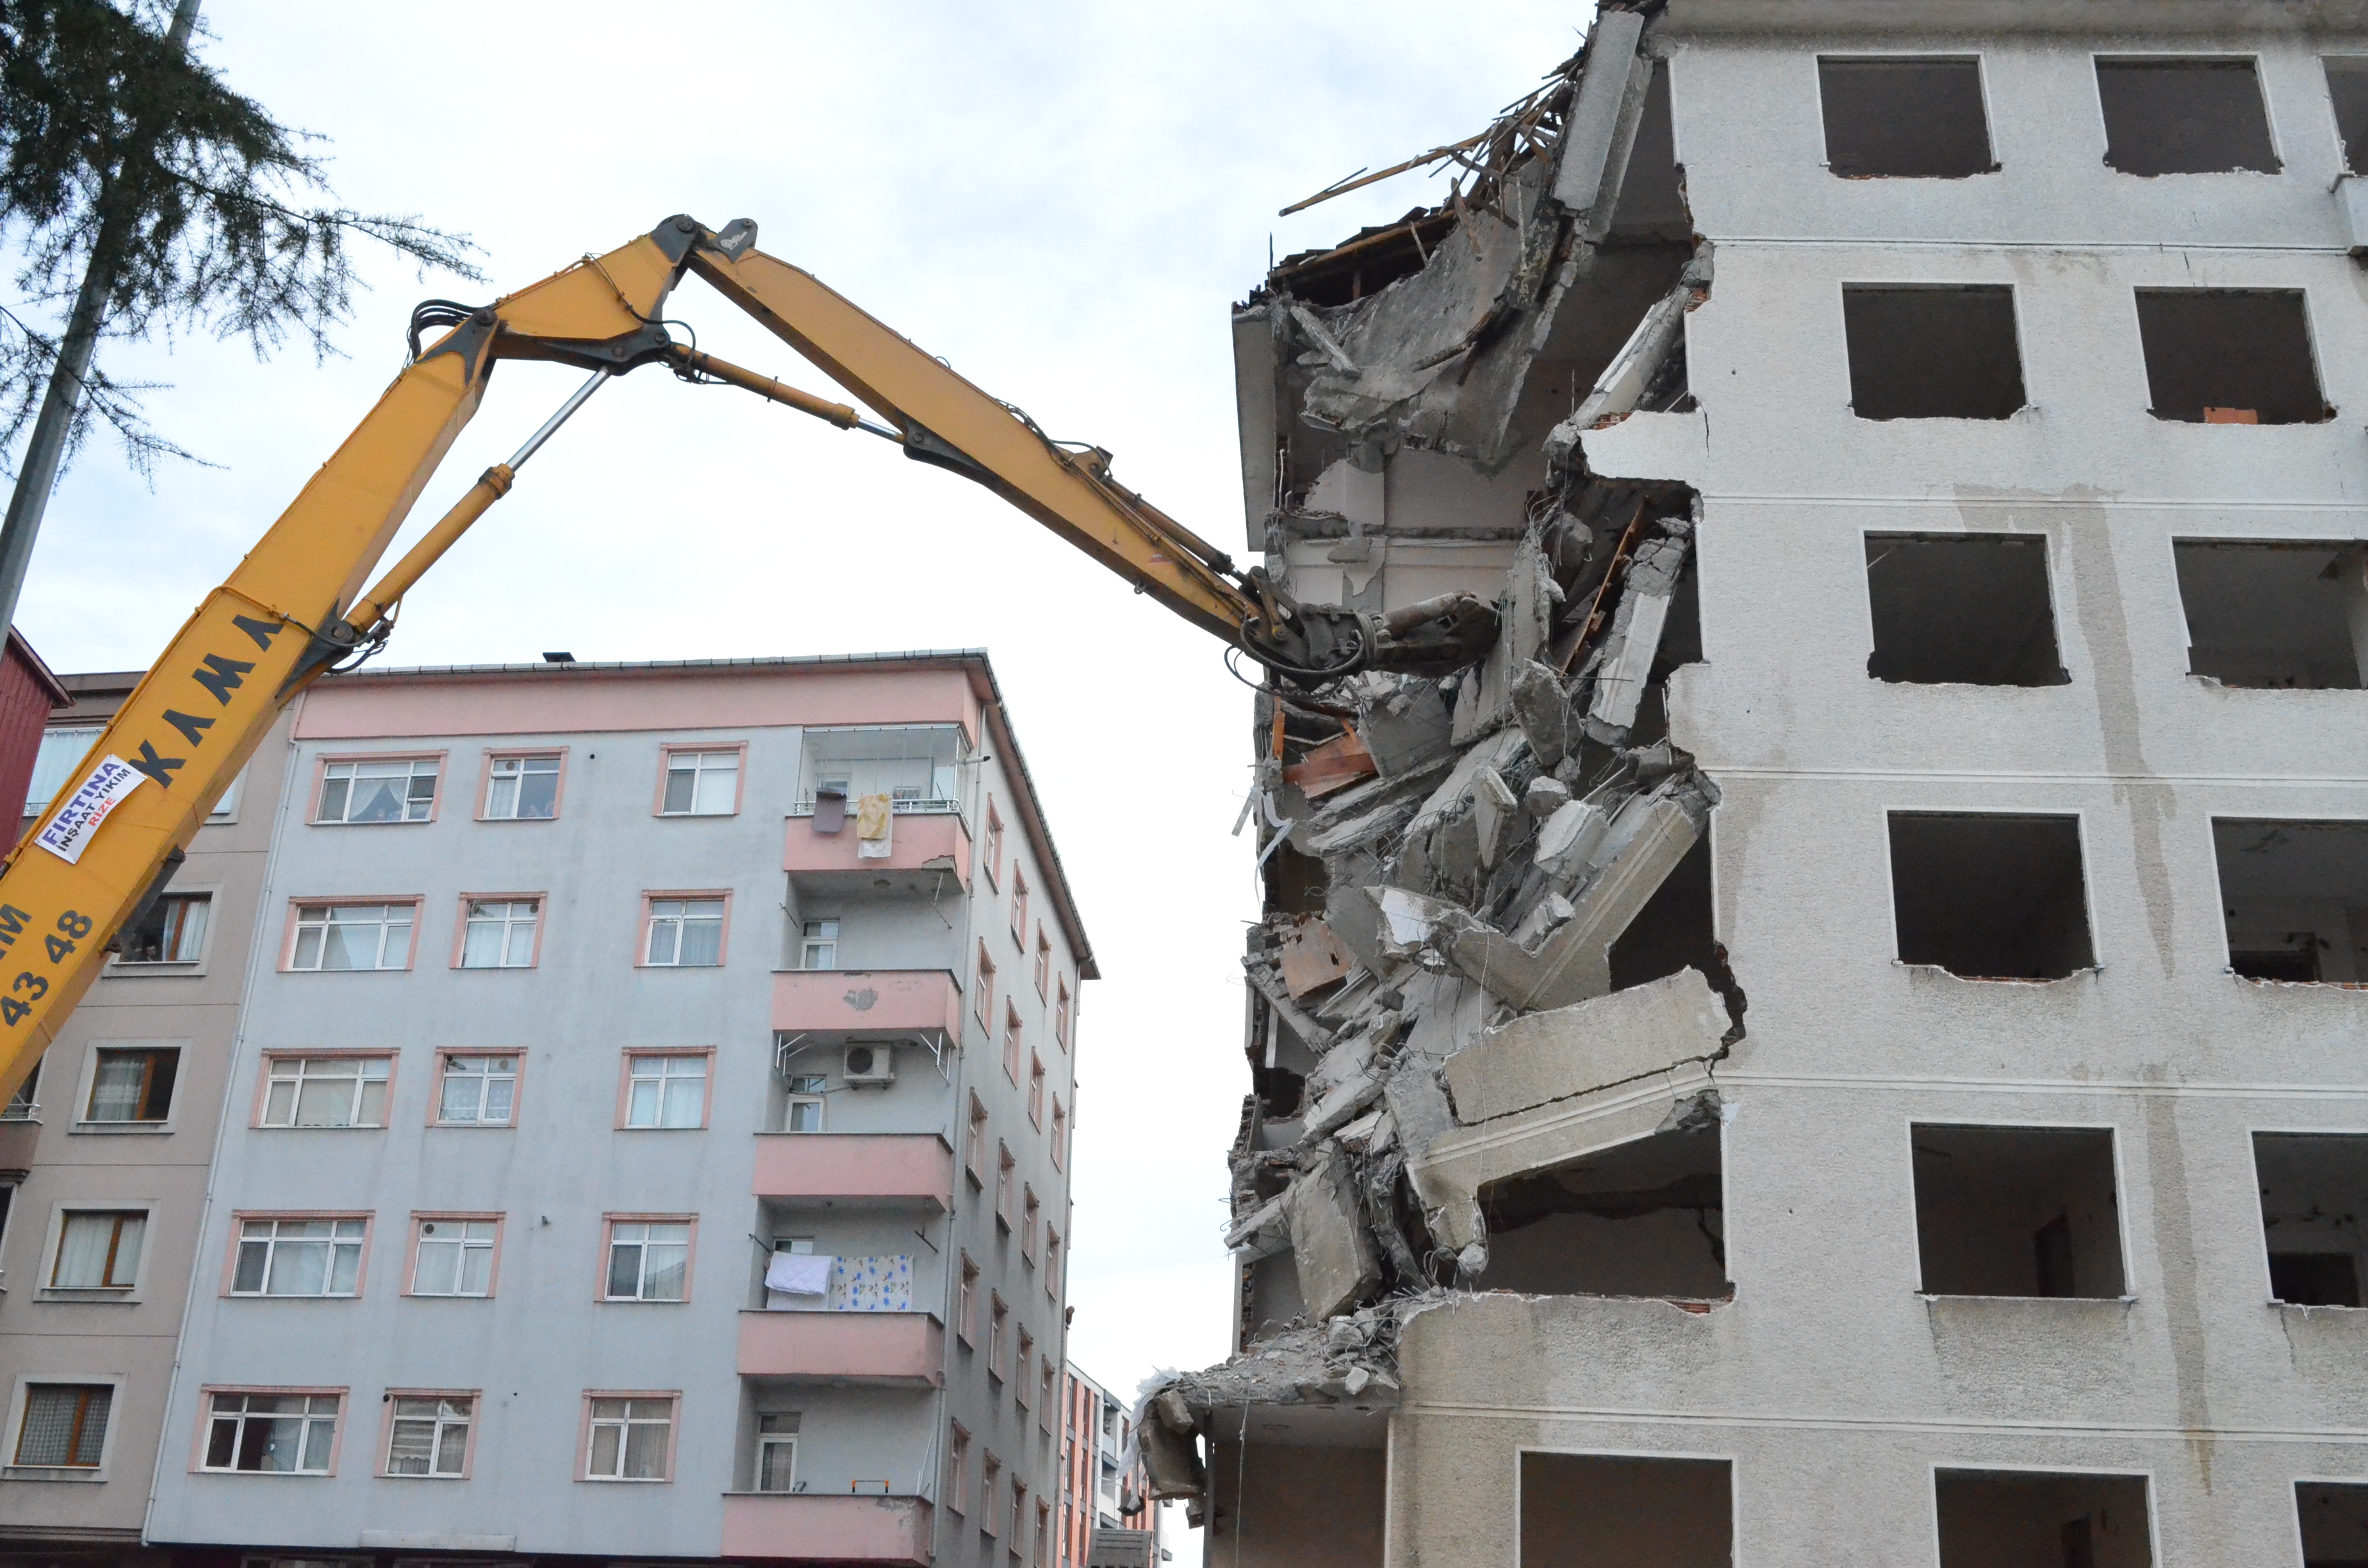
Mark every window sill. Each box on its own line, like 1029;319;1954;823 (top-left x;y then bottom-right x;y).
474;816;559;824
104;962;205;979
637;965;725;972
454;966;538;974
311;819;434;828
616;1125;707;1134
70;1121;172;1136
35;1289;138;1305
654;811;738;821
599;1297;689;1305
256;1123;388;1132
579;1474;673;1483
3;1466;105;1482
2271;1299;2368;1312
431;1122;515;1131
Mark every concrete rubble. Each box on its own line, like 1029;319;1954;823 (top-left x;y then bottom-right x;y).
1140;0;1750;1505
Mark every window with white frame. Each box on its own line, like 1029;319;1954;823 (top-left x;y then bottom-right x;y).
459;899;538;968
988;1295;1007;1379
13;1382;110;1467
800;918;839;969
315;758;438;824
1010;869;1028;945
754;1412;799;1492
1033;931;1049;997
965;1095;987;1183
584;1396;672;1480
233;1218;365;1296
1028;1055;1045;1127
1015;1330;1034;1406
483;755;559;820
23;726;100;817
644;899;723;967
1051;1098;1066;1172
115;892;208;964
1044;1229;1060;1300
435;1055;516;1126
983;801;1003;885
624;1055;706;1129
1022;1188;1039;1264
384;1395;472;1476
784;1075;826;1132
3;1056;35;1119
206;769;242;824
85;1045;177;1123
957;1254;978;1344
605;1221;690;1301
261;1056;390;1128
974;945;996;1029
203;1391;338;1473
660;749;739;816
1003;1006;1023;1084
947;1422;970;1513
1055;978;1071;1050
996;1143;1014;1229
50;1209;144;1289
410;1219;496;1296
288;904;413;971
982;1451;1002;1534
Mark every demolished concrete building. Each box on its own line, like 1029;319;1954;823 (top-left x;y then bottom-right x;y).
1150;1;2368;1562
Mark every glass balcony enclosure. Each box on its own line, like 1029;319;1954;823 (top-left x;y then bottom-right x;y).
791;726;968;817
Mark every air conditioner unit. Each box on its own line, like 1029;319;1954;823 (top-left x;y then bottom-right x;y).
843;1043;896;1086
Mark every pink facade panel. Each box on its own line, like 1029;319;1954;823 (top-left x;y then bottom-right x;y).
751;1132;955;1207
720;1493;933;1564
784;810;972;884
771;970;961;1038
735;1310;944;1387
295;666;981;744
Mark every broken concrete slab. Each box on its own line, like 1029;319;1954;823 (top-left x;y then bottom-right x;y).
1442;967;1727;1125
1410;1065;1722;1253
1509;659;1585;769
1287;1146;1382;1319
1441;791;1701;1009
1533;798;1611;883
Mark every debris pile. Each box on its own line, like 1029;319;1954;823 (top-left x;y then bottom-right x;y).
1143;0;1748;1505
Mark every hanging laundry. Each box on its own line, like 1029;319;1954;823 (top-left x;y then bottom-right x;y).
856;792;894;858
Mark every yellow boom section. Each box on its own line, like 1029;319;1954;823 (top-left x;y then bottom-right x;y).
0;216;1283;1107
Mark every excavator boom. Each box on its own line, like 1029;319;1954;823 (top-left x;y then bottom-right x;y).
0;214;1497;1107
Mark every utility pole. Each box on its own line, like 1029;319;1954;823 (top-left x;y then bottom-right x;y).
0;0;204;637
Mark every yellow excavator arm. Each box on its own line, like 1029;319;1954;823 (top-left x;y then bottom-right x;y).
0;215;1497;1106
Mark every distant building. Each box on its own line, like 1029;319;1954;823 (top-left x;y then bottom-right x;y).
1055;1363;1155;1568
0;649;1094;1568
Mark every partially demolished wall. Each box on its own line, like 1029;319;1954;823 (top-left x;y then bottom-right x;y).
1145;0;1741;1529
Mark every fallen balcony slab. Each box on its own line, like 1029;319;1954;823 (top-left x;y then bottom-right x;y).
1443;968;1727;1125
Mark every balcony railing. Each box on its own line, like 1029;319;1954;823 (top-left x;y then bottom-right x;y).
752;1133;954;1208
721;1492;932;1564
771;970;961;1038
738;1309;944;1387
784;806;971;883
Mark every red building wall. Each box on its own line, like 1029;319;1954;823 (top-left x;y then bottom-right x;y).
0;631;69;822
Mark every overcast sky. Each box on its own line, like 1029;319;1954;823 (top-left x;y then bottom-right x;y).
15;4;1595;1555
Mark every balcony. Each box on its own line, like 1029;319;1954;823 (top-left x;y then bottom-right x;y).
784;808;971;888
772;970;961;1038
739;1309;944;1387
721;1493;932;1565
752;1132;954;1209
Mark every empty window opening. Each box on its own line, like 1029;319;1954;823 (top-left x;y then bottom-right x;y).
1820;57;1996;178
2175;540;2367;690
1912;1125;2125;1299
1609;61;1691;243
1843;285;2026;420
1208;1439;1388;1567
1889;812;2095;979
1866;534;2069;687
1520;1453;1732;1568
2255;1134;2368;1307
1476;1114;1727;1300
2328;60;2368;174
1623;555;1706;747
2097;56;2280;176
2298;1482;2368;1567
2136;290;2329;425
2213;819;2368;984
1607;835;1718;995
1936;1469;2152;1568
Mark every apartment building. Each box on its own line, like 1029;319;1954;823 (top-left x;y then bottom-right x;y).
1052;1364;1155;1568
3;649;1092;1568
1;669;284;1568
1139;3;2368;1564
